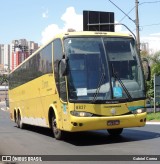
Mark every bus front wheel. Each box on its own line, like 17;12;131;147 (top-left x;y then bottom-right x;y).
52;116;64;140
107;128;123;136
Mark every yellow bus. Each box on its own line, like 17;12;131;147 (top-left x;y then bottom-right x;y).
9;31;149;140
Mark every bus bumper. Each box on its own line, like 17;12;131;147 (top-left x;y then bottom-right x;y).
68;112;146;132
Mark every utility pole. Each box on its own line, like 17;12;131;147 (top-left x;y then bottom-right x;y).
135;0;140;53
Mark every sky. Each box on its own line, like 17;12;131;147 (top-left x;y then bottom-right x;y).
0;0;160;52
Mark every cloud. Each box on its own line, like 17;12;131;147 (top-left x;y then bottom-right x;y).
150;33;160;37
114;21;123;32
41;7;83;44
61;7;83;31
42;9;49;19
41;24;63;44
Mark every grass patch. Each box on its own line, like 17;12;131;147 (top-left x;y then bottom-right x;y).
147;112;160;121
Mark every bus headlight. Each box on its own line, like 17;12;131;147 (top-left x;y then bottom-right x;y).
70;111;93;117
131;108;146;114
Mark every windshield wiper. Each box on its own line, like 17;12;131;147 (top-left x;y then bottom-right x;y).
91;64;106;103
111;63;132;101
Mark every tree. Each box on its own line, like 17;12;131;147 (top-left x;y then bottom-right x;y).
0;74;8;85
145;51;160;98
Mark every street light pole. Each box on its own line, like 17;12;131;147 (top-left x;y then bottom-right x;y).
135;0;140;53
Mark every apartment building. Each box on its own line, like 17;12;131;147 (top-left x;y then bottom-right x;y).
0;44;4;73
0;39;39;72
0;44;4;65
11;39;29;70
28;41;39;56
4;44;10;72
10;39;39;71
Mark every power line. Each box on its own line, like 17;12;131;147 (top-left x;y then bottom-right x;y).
141;23;160;28
139;0;160;5
108;0;136;24
119;1;160;22
132;23;160;32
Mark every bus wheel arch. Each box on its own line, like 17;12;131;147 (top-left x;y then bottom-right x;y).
48;107;55;129
48;107;65;140
14;109;17;123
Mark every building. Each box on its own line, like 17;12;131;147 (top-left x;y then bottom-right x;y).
10;39;39;71
0;44;11;73
0;44;4;74
11;39;29;70
140;42;149;53
0;44;4;66
4;44;10;72
0;39;38;72
28;41;39;56
12;47;29;70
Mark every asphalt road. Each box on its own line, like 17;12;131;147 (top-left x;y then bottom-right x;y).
0;109;160;163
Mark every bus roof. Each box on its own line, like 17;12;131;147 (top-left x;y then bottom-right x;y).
56;31;132;39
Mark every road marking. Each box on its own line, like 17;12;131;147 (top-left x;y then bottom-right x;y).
146;122;160;125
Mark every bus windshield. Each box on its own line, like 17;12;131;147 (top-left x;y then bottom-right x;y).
64;37;145;102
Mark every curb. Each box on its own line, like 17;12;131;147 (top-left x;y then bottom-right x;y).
146;122;160;125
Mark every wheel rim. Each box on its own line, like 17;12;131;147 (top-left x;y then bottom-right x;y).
53;118;60;136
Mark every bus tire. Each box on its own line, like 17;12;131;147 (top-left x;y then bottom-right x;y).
17;112;25;129
51;116;64;140
107;128;123;136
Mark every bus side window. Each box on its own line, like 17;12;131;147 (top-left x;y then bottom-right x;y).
53;39;67;102
53;39;63;92
59;60;67;101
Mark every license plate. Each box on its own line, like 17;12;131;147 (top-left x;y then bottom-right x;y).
107;120;120;126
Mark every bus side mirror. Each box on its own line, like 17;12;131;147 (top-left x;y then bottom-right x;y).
145;65;151;81
59;58;67;76
142;58;151;81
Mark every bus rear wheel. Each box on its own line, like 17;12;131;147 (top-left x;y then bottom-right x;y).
51;116;64;140
17;112;25;129
107;128;123;136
